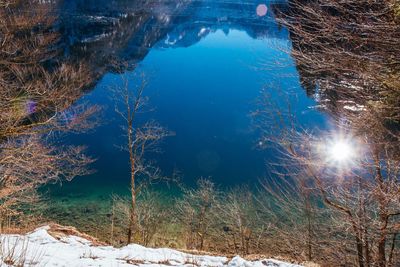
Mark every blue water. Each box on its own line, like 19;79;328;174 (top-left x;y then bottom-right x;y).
50;1;326;199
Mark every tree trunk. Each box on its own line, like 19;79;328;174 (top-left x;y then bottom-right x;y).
307;215;312;261
355;234;365;267
375;155;387;267
127;204;136;244
127;157;137;244
377;234;387;267
127;117;137;244
388;233;397;266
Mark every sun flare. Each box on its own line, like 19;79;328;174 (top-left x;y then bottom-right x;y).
320;134;360;169
329;140;354;162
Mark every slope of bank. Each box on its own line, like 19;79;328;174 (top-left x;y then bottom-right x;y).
0;225;303;267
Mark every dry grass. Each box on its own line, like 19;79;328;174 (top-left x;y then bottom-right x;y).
0;236;43;267
46;223;107;246
123;258;145;265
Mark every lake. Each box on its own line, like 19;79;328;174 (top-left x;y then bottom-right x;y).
47;0;327;202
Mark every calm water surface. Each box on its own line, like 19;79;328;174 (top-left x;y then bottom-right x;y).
49;0;327;201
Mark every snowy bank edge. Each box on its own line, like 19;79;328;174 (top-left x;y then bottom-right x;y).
0;226;303;267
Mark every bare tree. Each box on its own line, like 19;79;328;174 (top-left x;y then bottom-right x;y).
255;87;400;266
0;0;10;8
0;136;94;227
113;74;171;244
0;1;99;228
251;1;400;265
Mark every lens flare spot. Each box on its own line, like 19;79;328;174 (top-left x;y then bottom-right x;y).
25;100;37;115
256;4;268;17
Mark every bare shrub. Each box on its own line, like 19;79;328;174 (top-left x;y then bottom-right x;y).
258;171;338;263
215;187;262;255
110;190;171;247
175;179;219;251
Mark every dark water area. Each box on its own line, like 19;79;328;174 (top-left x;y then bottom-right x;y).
47;0;328;201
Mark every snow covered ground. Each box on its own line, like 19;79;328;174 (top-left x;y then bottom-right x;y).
0;226;302;267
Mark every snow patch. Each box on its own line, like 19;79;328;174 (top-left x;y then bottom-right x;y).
0;226;302;267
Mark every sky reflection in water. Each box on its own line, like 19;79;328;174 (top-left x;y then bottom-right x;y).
50;1;327;199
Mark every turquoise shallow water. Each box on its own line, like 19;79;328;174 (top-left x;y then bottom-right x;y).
47;0;327;202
